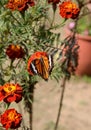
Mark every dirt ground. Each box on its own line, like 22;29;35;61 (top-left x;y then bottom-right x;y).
32;77;91;130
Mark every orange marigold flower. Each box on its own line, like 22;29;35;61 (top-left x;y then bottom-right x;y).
0;108;22;130
6;44;25;59
6;0;35;11
59;1;80;19
0;83;22;103
48;0;60;4
27;51;53;80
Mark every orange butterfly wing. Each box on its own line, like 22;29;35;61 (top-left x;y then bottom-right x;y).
34;56;50;80
29;53;53;80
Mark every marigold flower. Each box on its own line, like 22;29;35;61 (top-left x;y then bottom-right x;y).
59;1;80;19
0;108;22;130
6;44;25;59
48;0;60;4
6;0;35;11
0;83;22;103
27;51;53;80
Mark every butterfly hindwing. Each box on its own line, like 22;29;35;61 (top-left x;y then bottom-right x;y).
48;55;53;73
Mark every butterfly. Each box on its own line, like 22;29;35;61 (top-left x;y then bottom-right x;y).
27;51;53;80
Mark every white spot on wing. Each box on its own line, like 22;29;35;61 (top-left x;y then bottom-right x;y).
31;63;37;74
48;55;52;67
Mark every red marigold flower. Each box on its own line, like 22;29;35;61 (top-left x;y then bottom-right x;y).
0;83;22;103
0;108;22;130
48;0;60;4
6;44;25;59
6;0;35;11
59;1;80;19
27;51;53;80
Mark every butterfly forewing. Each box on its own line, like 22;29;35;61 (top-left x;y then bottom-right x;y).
29;54;53;80
34;56;49;80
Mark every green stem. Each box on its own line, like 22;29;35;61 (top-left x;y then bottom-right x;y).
24;81;35;130
49;18;67;30
51;4;57;27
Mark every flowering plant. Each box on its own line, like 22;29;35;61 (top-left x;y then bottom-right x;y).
75;14;91;35
0;83;22;103
0;0;89;130
68;0;91;36
0;108;22;130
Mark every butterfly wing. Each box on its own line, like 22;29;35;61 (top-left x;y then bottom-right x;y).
30;54;53;80
34;56;49;80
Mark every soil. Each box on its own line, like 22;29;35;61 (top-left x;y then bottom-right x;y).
32;77;91;130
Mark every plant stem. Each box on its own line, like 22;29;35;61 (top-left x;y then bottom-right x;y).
29;84;34;130
54;76;67;130
24;84;34;130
